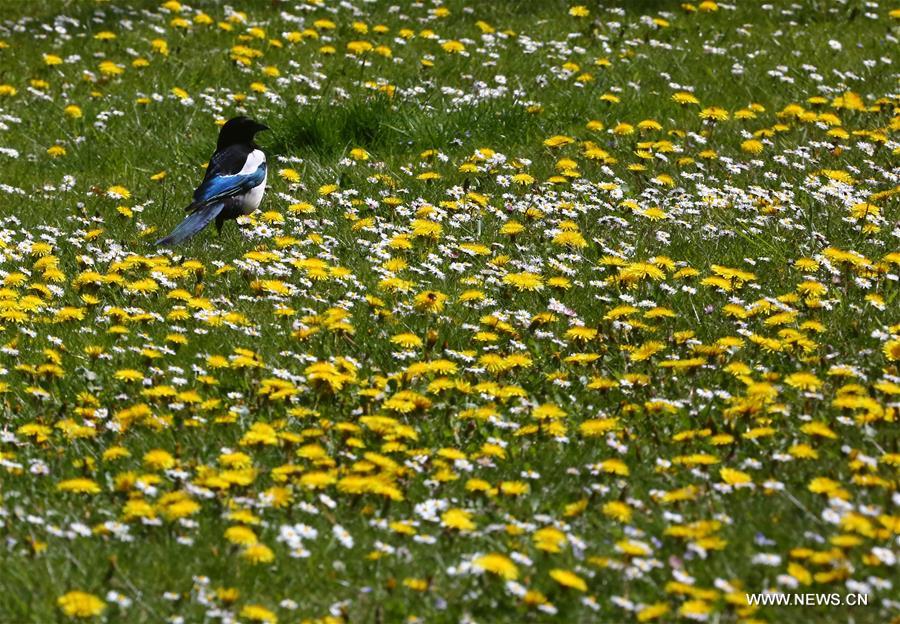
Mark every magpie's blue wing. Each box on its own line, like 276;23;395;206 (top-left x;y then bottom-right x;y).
191;164;266;208
154;202;226;247
188;145;266;211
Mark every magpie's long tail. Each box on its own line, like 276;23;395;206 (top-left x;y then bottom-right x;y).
153;203;225;247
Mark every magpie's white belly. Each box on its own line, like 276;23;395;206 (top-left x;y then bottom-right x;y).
241;177;266;214
239;149;266;214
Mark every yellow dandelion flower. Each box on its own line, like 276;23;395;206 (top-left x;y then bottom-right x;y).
441;40;465;54
720;467;752;486
543;135;575;148
240;605;277;623
549;569;587;591
741;139;764;154
57;478;101;494
474;553;518;580
441;508;476;532
241;543;275;564
503;272;543;291
699;106;729;121
883;339;900;361
57;591;105;618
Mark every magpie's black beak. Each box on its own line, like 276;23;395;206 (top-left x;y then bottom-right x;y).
255;122;270;133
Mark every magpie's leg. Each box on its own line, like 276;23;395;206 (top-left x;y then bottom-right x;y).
215;213;225;235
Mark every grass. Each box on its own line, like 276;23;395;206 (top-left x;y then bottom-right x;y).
0;0;897;623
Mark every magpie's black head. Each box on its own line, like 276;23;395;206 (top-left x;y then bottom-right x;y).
217;116;269;149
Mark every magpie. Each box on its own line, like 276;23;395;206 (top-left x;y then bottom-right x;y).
153;116;269;247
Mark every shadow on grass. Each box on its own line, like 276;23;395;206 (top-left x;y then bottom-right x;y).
269;94;546;161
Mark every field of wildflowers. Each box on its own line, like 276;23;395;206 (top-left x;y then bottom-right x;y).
0;0;898;622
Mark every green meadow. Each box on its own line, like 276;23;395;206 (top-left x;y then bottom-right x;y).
0;1;897;622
